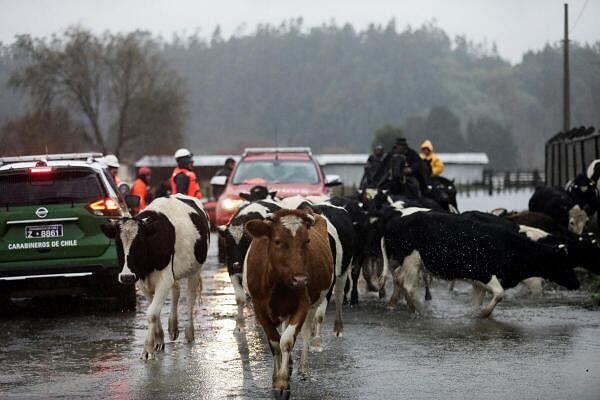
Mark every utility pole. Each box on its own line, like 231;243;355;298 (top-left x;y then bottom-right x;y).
563;3;570;133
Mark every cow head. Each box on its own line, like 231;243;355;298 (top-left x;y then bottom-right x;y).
568;205;589;234
245;209;316;289
360;208;391;291
101;216;163;284
571;233;600;275
218;202;279;276
239;185;278;202
218;221;251;275
541;245;580;290
426;177;457;211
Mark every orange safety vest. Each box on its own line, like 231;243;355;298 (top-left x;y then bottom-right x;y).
170;167;203;199
131;178;149;213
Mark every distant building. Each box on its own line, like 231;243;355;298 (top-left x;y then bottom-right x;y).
316;153;489;187
136;152;489;193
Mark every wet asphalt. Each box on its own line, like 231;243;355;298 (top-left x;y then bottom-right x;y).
1;233;599;400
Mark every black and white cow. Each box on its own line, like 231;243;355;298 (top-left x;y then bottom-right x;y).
218;199;282;328
565;173;600;217
279;195;358;338
461;210;571;295
308;201;356;338
101;194;210;359
587;159;600;192
378;209;580;317
362;191;449;302
506;211;600;275
329;195;369;305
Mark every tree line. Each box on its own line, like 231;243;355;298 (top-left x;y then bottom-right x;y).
0;20;598;168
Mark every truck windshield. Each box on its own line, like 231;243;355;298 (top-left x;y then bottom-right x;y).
232;160;320;184
0;168;106;206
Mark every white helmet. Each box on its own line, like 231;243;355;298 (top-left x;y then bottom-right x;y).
103;154;120;168
174;148;192;159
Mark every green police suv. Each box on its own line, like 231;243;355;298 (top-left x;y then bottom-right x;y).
0;153;135;310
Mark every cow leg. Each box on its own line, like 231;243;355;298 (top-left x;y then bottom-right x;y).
399;250;422;313
471;282;486;307
378;256;386;299
388;264;405;310
230;273;246;330
311;291;328;352
254;308;283;394
168;281;180;341
275;307;306;397
424;272;433;301
350;263;361;305
142;271;172;360
185;271;202;343
448;280;455;292
343;277;351;305
479;275;504;318
299;306;317;379
333;270;348;337
379;238;390;292
522;277;544;296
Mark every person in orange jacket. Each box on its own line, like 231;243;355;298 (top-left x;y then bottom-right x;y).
170;148;203;199
131;167;152;215
419;140;444;177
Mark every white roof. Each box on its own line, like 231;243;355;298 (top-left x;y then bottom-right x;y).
317;153;489;165
136;155;240;168
136;152;489;167
437;153;489;164
316;154;369;165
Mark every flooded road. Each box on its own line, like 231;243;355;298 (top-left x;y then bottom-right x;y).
1;234;599;399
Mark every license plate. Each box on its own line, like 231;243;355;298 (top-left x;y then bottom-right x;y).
25;224;63;239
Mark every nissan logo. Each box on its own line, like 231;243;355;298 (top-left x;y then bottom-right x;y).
36;207;48;219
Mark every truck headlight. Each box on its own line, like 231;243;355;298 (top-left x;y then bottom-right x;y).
222;198;243;212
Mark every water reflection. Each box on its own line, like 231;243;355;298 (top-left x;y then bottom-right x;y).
1;234;599;399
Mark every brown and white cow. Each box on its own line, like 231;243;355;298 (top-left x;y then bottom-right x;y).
244;209;333;400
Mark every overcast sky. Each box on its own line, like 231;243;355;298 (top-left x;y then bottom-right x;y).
0;0;598;63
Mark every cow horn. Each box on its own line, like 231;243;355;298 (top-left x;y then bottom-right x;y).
558;244;568;255
304;213;315;226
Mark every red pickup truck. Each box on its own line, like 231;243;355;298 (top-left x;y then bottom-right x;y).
212;147;341;226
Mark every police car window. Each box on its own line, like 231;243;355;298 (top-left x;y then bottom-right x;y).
0;168;106;206
232;161;319;184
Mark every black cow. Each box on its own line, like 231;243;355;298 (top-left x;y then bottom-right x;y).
529;186;589;234
101;194;210;359
425;176;458;213
378;208;580;317
218;199;282;328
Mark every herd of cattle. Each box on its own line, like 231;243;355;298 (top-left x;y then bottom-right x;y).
98;163;600;399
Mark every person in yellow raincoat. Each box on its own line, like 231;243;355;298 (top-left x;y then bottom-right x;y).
419;140;444;177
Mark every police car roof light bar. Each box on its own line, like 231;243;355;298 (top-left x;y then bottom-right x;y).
0;153;104;166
